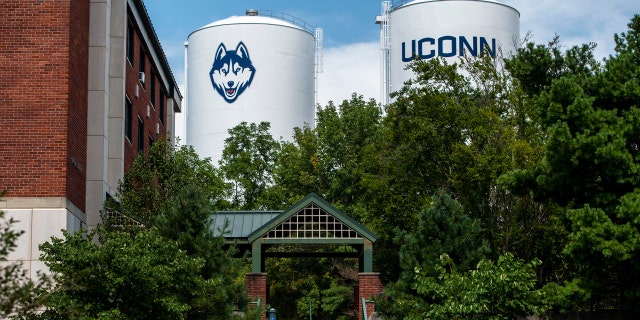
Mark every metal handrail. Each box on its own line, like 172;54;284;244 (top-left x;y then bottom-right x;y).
258;9;316;35
391;0;412;8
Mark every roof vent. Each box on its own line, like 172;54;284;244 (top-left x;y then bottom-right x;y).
246;9;259;16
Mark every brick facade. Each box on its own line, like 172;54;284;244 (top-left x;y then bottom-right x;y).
245;272;267;302
0;0;178;213
0;0;89;211
358;272;384;319
123;27;168;171
245;272;268;320
0;0;181;278
66;0;90;211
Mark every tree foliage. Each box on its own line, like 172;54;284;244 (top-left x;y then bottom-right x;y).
104;140;229;226
38;141;250;319
502;14;640;311
391;192;489;292
265;254;357;320
379;194;544;319
1;192;50;319
362;48;561;288
289;269;354;320
381;193;544;319
267;125;323;207
40;228;210;320
372;58;470;232
219;122;279;210
404;253;543;320
315;95;383;213
263;94;383;214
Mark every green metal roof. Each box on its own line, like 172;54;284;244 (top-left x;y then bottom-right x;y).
211;211;282;238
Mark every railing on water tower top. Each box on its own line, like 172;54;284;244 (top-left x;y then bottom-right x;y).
256;9;316;35
391;0;412;8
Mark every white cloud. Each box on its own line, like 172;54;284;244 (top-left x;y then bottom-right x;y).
316;42;381;107
504;0;639;59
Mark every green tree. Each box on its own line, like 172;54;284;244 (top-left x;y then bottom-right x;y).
103;140;229;226
404;253;543;320
39;228;210;320
381;194;545;319
383;192;488;317
39;141;249;319
398;192;489;275
289;270;355;320
266;94;383;215
368;53;540;236
502;15;640;311
295;279;321;320
319;281;353;320
369;53;558;285
371;58;470;235
106;140;245;311
1;192;50;318
266;125;324;208
219;122;280;210
315;94;383;214
265;254;357;320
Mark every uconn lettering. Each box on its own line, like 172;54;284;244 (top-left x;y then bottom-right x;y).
401;36;496;62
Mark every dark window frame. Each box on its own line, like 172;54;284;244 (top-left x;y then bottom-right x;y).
150;70;156;106
137;116;144;154
127;22;134;64
159;90;165;125
125;96;132;141
139;43;146;86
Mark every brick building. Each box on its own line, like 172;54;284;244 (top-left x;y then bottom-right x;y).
0;0;181;276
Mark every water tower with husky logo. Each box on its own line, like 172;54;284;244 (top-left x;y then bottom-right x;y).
185;10;322;163
376;0;520;104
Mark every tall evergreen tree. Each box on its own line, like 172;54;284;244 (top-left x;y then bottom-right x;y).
503;15;640;312
381;193;544;319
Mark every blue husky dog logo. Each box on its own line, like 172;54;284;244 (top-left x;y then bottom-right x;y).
209;42;256;103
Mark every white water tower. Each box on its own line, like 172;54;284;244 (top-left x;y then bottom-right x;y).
185;10;322;163
378;0;520;104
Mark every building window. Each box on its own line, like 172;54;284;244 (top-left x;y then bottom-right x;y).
150;71;156;106
125;97;132;141
127;22;134;63
159;90;165;124
138;117;144;154
139;44;146;85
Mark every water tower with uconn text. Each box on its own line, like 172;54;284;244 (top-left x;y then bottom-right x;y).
378;0;520;104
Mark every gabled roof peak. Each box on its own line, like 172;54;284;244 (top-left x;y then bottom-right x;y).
248;193;378;243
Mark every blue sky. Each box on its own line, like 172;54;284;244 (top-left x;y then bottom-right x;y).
147;1;382;50
145;0;639;137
